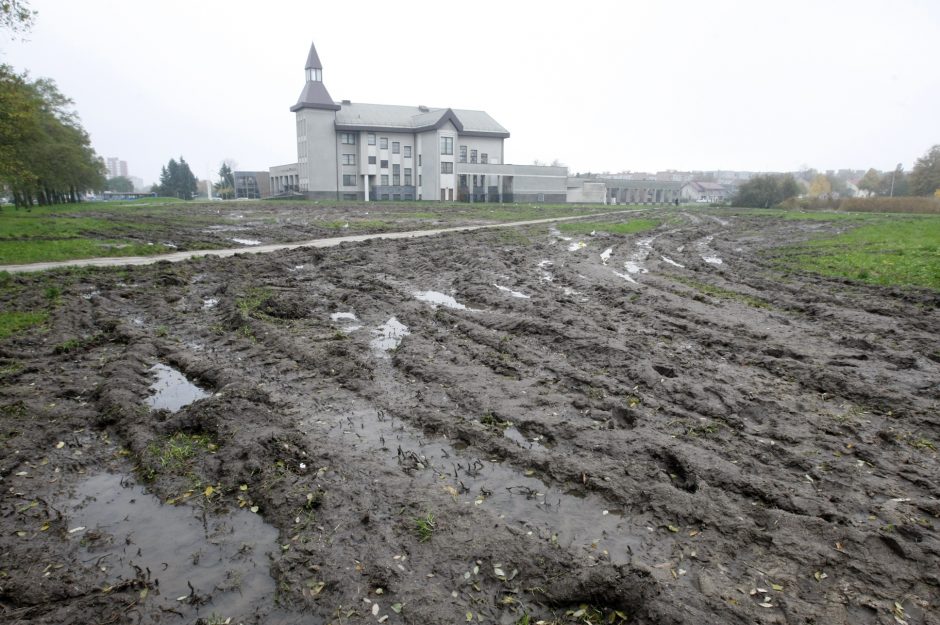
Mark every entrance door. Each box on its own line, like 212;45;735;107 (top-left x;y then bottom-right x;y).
448;188;453;201
441;189;446;201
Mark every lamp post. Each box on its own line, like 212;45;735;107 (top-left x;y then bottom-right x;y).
890;162;901;197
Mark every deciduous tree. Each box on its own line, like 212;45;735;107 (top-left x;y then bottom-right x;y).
909;145;940;196
731;174;799;208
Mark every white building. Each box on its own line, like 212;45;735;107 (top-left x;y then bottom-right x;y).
284;41;566;203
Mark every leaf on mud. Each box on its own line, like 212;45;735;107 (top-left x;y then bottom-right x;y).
524;469;535;476
39;522;50;531
444;485;459;501
204;485;214;498
758;602;774;608
371;603;379;616
240;484;248;491
813;571;828;582
466;611;473;622
55;441;65;449
139;588;148;600
17;501;38;513
250;505;259;513
493;566;506;579
307;579;325;595
16;531;26;537
391;603;402;614
771;583;783;591
667;525;679;533
689;529;700;537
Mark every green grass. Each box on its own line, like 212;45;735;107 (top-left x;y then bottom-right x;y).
557;219;660;235
146;432;216;472
415;512;436;542
778;218;940;290
672;276;772;308
0;310;48;340
0;239;172;264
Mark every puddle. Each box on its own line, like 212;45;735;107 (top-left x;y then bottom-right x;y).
202;297;218;310
230;237;261;246
623;237;655;276
493;284;530;299
695;235;724;266
567;241;586;252
82;290;101;300
370;317;409;352
549;226;572;242
600;248;612;265
302;403;647;564
537;260;554;282
660;256;685;268
612;270;638;284
145;364;211;412
68;473;279;621
331;311;362;332
414;291;470;310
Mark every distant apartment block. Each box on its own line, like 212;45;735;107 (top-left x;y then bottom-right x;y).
106;157;128;179
277;41;566;203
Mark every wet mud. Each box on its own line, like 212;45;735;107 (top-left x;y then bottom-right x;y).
1;209;938;624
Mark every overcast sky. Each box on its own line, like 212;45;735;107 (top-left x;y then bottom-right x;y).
4;0;939;185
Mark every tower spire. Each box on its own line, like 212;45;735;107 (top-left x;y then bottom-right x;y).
290;40;340;112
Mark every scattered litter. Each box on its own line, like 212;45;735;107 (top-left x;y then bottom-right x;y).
493;284;530;299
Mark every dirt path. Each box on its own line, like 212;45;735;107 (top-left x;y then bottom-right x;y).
1;210;937;624
0;209;640;273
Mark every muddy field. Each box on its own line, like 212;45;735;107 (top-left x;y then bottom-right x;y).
1;209;938;625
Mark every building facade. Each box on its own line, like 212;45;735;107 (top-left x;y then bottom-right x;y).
287;41;563;203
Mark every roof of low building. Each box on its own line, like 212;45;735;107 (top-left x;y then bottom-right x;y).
332;102;509;137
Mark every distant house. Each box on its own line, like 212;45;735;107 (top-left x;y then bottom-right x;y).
680;181;730;203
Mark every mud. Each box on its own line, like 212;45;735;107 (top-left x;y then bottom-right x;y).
1;208;938;624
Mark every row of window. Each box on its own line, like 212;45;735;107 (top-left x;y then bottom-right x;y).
342;133;488;164
458;146;488;164
342;170;414;187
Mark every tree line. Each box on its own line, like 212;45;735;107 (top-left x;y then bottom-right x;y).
0;65;106;207
733;144;940;208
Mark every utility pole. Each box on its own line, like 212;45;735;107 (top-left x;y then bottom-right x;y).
890;162;901;197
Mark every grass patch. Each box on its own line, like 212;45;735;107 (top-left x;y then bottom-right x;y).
0;239;172;265
236;287;271;318
145;432;216;475
776;217;940;290
672;276;772;308
0;310;48;340
415;512;436;542
557;219;659;235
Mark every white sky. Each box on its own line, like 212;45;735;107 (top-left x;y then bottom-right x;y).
4;0;939;185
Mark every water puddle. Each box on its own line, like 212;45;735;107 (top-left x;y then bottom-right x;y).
600;248;612;265
567;241;586;252
330;311;362;332
414;291;470;310
504;427;549;452
202;298;218;310
695;235;724;266
370;317;409;352
145;364;211;412
612;270;638;285
302;404;645;564
493;284;530;299
68;473;279;621
230;237;261;246
537;260;554;282
660;256;685;268
623;236;655;276
549;226;572;242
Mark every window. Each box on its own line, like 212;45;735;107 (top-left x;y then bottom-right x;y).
342;153;356;165
481;153;488;164
380;137;388;149
459;145;467;163
343;193;357;200
381;174;389;185
392;164;400;174
381;194;389;200
404;146;412;158
441;162;453;174
380;159;388;169
404;193;414;200
418;155;422;166
340;133;356;145
342;174;356;186
392;141;400;154
419;174;422;186
393;174;400;185
404;168;412;185
470;149;477;164
368;133;376;145
393;194;401;201
368;156;376;165
440;136;453;155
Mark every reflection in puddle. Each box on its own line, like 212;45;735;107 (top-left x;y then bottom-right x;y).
370;317;409;352
661;256;685;268
414;291;470;310
600;248;612;265
504;427;549;452
493;284;530;299
549;226;572;242
538;260;554;282
331;311;362;332
703;256;723;266
230;237;261;246
68;474;279;621
202;298;218;310
302;403;646;564
612;270;638;284
567;241;586;252
145;364;210;412
695;235;724;266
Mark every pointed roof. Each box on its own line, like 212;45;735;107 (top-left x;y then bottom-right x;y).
291;80;340;112
305;41;323;70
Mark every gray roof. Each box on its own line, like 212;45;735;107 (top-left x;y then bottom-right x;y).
291;80;340;112
333;102;509;137
305;42;323;70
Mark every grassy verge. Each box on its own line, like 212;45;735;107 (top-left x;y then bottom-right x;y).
557;219;660;235
776;217;940;290
671;275;771;308
0;310;48;340
0;239;172;265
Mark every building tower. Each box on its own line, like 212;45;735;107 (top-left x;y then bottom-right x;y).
290;41;340;197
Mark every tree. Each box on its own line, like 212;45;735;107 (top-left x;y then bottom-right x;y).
214;161;235;199
0;65;105;207
808;174;832;197
1;0;35;34
731;174;799;208
857;168;882;196
909;145;940;196
156;156;197;199
106;176;134;193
